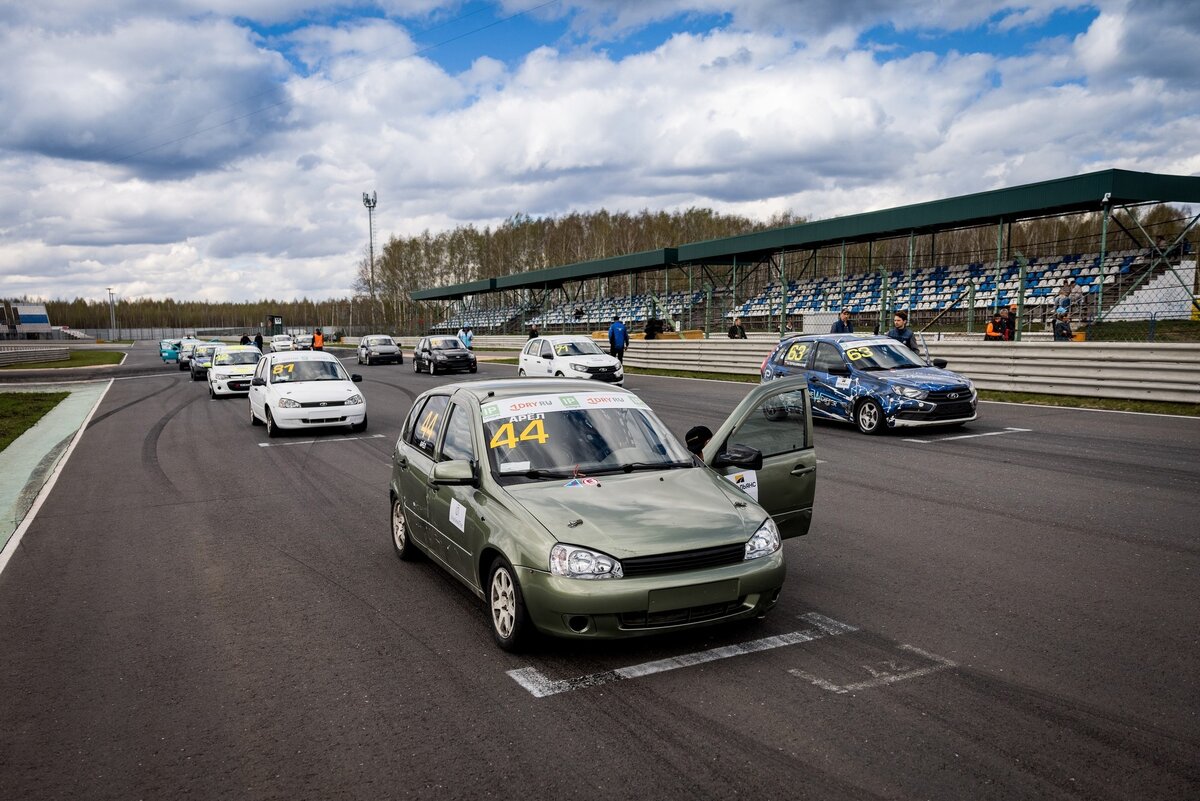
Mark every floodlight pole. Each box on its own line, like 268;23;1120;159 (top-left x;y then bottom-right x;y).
106;287;116;338
363;191;378;329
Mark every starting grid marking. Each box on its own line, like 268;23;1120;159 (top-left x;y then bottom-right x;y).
789;644;957;694
258;434;387;448
903;426;1031;444
508;613;858;698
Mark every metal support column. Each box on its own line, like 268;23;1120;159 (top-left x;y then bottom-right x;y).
907;231;915;317
993;218;1004;313
779;251;788;337
839;241;846;309
1097;201;1111;322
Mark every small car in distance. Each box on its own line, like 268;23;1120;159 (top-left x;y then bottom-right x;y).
519;335;623;384
159;339;181;363
358;334;403;365
388;377;816;651
189;343;221;381
294;334;314;350
176;337;203;371
269;334;295;353
761;334;977;434
412;336;476;375
208;345;262;398
248;350;366;436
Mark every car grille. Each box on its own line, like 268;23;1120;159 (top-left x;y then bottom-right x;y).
590;372;622;383
228;380;250;391
584;365;617;374
924;386;972;402
301;416;347;424
299;400;346;408
621;543;745;577
619;598;748;629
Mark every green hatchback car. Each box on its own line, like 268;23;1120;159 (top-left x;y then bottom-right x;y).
389;378;816;650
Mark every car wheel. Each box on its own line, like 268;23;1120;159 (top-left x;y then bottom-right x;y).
366;356;373;366
178;361;186;371
488;557;531;652
518;369;526;377
250;402;262;425
350;415;368;433
356;352;362;364
391;496;419;561
429;361;437;375
855;398;885;435
265;408;280;438
469;366;477;373
209;385;215;399
554;371;565;377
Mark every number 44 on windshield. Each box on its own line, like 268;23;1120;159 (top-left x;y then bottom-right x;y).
490;419;549;450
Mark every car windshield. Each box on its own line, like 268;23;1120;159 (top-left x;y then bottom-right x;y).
481;392;692;482
840;340;924;371
273;336;292;343
196;346;219;357
431;338;461;350
552;340;602;356
270;359;346;382
214;350;259;366
366;337;393;346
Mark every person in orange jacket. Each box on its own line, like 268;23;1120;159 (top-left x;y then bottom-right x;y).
313;328;324;351
984;313;1005;341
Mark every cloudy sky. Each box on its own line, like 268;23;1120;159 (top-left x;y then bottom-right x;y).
2;0;1197;303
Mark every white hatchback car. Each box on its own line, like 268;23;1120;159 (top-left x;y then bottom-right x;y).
519;335;624;385
269;334;295;352
248;351;366;437
208;344;262;398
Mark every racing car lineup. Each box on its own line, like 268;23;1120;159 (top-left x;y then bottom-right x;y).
160;331;979;650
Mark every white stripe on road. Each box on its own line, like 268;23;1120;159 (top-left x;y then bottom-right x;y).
788;644;956;694
903;426;1031;444
507;612;858;698
258;434;387;447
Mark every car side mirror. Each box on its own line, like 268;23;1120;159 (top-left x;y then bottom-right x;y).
542;352;554;359
713;443;764;471
251;377;266;386
828;364;851;376
351;374;362;383
932;358;948;369
431;459;475;486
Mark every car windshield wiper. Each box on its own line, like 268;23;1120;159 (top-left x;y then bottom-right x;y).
591;460;693;475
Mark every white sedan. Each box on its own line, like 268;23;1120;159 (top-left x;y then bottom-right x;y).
208;345;262;398
519;335;623;385
269;334;295;352
248;351;366;437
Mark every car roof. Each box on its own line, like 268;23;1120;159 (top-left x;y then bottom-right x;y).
779;333;894;346
539;335;596;342
432;378;634;404
263;350;337;362
213;344;259;352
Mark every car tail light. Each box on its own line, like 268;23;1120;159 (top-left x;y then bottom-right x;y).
760;354;770;373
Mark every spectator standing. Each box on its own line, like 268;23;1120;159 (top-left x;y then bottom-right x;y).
998;307;1013;341
608;315;629;363
527;323;539;340
313;328;324;351
984;313;1005;341
456;326;467;346
1053;312;1073;341
1054;283;1072;315
1006;302;1019;340
462;326;474;349
253;332;263;352
831;309;854;334
727;317;747;339
239;333;251;345
886;310;918;352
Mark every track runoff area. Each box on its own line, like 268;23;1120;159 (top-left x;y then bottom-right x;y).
0;344;1197;801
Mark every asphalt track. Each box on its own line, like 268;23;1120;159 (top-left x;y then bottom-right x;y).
1;344;1197;800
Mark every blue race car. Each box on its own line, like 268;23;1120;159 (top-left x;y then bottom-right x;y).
760;334;976;434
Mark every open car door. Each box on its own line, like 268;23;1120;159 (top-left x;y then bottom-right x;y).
702;377;816;539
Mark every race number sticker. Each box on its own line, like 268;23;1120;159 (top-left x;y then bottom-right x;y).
449;499;467;532
844;347;873;361
784;342;809;366
725;470;759;501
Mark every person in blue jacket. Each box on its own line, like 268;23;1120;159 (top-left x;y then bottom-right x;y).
831;308;854;333
887;310;918;352
608;315;629;363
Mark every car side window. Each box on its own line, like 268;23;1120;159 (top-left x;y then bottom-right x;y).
540;341;553;358
254;359;267;382
725;389;810;457
418;338;428;352
781;340;811;368
813;342;845;373
523;340;538;356
438;404;476;463
408;395;449;456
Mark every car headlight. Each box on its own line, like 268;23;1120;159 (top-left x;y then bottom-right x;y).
550;543;623;579
966;379;976;394
744;518;781;560
434;352;446;360
569;362;588;371
345;394;364;405
277;398;301;408
213;372;231;380
894;386;927;400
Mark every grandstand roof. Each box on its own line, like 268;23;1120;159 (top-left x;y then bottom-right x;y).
411;169;1200;301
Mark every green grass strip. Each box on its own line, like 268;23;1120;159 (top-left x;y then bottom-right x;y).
0;392;70;452
0;351;125;370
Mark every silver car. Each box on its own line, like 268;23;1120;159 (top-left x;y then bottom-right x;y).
358;335;403;365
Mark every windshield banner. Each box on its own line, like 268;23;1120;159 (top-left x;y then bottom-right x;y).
481;392;646;423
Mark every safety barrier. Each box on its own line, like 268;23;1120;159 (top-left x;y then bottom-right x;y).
0;345;70;367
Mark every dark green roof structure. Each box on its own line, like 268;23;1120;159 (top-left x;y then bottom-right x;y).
411;169;1200;301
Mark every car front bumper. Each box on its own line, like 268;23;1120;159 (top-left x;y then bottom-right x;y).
516;551;784;639
210;377;253;395
365;351;403;362
271;404;366;429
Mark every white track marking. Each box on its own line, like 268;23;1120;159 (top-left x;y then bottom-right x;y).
507;612;858;698
0;380;113;578
789;643;956;694
903;426;1031;444
979;399;1199;420
258;434;387;447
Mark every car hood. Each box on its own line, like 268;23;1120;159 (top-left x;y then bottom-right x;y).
214;364;255;376
504;467;761;559
435;348;473;357
560;354;618;367
865;366;971;390
367;343;398;352
274;381;359;401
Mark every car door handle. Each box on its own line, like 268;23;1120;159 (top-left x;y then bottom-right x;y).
790;465;816;476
